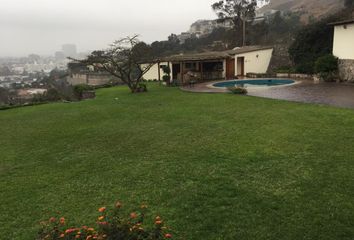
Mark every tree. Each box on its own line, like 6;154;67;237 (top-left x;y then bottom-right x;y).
0;87;10;105
212;0;269;46
289;17;335;73
345;0;354;8
71;36;156;93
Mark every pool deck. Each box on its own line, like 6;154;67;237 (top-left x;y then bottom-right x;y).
181;80;229;93
180;79;354;109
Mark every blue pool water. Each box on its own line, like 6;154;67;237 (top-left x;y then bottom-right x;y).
213;79;295;88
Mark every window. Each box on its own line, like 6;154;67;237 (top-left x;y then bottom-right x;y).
185;62;197;70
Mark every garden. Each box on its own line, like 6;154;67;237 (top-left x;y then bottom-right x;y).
1;84;354;239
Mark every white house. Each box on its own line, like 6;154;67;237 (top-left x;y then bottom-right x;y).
142;46;274;85
330;19;354;82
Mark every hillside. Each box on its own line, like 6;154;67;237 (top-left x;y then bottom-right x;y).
260;0;345;21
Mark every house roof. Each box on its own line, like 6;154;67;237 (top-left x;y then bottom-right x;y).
162;51;230;62
161;45;273;62
328;19;354;26
227;45;273;55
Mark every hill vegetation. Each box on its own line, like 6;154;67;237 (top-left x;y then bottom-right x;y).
259;0;345;22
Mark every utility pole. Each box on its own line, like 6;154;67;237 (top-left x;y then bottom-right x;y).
242;17;246;46
241;8;247;47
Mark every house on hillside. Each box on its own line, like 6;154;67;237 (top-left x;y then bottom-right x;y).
330;19;354;82
142;46;274;85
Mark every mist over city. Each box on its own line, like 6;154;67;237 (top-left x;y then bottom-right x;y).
0;0;221;57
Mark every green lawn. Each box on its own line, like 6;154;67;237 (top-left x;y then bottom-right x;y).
1;84;354;239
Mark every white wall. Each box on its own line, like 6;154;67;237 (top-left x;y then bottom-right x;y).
234;48;273;75
333;23;354;60
141;62;172;81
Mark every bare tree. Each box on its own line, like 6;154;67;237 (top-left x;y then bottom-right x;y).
212;0;269;46
71;35;156;93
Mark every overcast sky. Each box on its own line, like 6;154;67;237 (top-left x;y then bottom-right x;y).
0;0;223;57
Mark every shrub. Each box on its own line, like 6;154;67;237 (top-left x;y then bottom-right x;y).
73;84;94;99
275;66;295;74
132;83;148;93
315;54;338;82
227;86;248;94
162;75;170;82
37;201;173;240
315;54;338;73
45;88;62;102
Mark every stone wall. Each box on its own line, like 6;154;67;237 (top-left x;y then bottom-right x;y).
267;44;292;73
338;59;354;82
67;73;122;86
276;73;313;79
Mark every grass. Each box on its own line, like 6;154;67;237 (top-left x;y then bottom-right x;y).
1;84;354;239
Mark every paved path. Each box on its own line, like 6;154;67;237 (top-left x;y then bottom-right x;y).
181;79;354;109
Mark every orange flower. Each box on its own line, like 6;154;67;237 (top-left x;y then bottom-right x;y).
165;233;172;239
98;207;106;213
130;212;138;219
98;216;105;221
115;201;122;208
49;217;56;223
65;228;76;234
155;220;163;225
59;217;65;225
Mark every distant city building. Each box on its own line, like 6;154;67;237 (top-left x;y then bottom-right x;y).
177;19;234;43
176;9;281;44
62;44;77;58
55;51;65;61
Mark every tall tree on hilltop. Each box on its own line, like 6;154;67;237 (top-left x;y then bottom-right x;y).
212;0;269;46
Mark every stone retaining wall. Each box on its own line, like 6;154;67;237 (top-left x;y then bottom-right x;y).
276;73;313;79
338;59;354;82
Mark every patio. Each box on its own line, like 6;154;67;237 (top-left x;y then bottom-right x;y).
181;79;354;109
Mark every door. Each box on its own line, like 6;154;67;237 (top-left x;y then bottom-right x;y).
237;57;245;76
226;58;235;80
172;64;180;82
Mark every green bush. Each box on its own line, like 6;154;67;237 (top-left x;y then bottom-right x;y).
227;86;248;95
73;84;94;99
162;75;170;82
315;54;338;73
45;88;62;102
315;54;338;82
132;83;148;93
37;201;173;240
275;66;295;73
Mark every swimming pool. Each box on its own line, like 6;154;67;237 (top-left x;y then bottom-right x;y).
212;79;295;88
